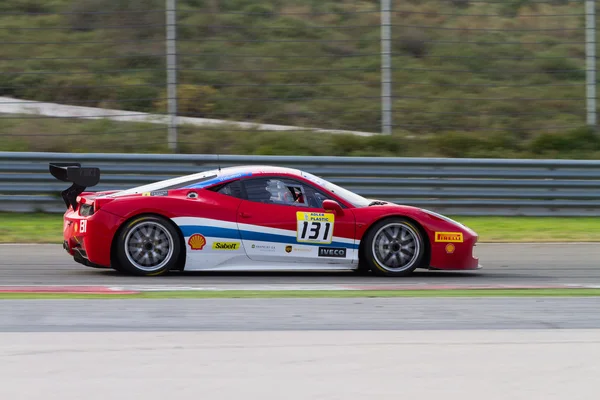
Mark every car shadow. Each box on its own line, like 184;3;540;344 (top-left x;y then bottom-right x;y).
90;269;492;280
78;265;547;281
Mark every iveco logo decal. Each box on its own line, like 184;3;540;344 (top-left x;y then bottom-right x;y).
318;247;346;258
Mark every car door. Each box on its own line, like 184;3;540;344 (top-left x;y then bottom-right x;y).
176;179;249;271
236;176;357;265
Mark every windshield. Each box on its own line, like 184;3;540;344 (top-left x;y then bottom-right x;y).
300;171;372;207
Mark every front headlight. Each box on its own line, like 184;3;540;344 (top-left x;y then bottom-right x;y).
421;208;464;227
421;209;477;236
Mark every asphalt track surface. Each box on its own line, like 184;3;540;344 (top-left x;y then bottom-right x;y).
2;297;600;332
1;242;599;333
2;243;600;399
1;330;599;400
1;242;599;286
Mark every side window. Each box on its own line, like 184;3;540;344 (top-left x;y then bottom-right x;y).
302;183;335;208
243;177;332;208
211;180;243;199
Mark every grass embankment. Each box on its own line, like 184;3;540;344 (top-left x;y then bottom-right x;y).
1;0;600;158
2;212;599;243
3;115;600;159
1;288;600;300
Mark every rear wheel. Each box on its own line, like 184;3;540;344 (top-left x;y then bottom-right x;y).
114;215;181;276
363;218;425;277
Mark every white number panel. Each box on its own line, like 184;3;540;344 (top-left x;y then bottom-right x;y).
296;212;334;244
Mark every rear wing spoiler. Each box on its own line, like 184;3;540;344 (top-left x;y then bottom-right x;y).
49;162;101;210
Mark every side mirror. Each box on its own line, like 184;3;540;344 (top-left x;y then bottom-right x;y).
322;199;344;215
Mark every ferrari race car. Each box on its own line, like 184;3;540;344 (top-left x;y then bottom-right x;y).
50;162;480;277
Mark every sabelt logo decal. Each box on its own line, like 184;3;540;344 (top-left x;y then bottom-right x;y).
188;234;206;250
318;247;347;258
435;232;464;243
212;242;241;250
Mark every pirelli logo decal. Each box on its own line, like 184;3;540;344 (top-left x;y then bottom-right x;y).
435;232;463;243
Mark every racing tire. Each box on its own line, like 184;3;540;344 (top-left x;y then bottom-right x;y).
114;215;181;276
362;217;425;277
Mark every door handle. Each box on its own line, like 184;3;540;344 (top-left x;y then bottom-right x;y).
239;212;252;218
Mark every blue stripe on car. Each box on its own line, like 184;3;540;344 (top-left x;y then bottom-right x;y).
183;172;253;189
179;225;359;249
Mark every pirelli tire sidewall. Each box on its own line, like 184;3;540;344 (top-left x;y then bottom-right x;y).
363;217;426;277
115;215;181;276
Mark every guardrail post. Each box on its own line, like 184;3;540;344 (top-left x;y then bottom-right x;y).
166;0;179;152
380;0;392;135
586;0;597;129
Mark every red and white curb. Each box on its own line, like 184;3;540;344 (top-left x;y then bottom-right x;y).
0;283;599;294
0;286;138;294
108;283;600;292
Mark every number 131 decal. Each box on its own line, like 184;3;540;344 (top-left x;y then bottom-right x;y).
296;212;335;244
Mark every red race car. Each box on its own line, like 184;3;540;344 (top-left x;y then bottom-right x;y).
50;163;481;277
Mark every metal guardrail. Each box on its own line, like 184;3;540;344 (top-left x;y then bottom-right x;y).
2;151;600;216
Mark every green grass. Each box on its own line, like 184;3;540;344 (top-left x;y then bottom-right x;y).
2;0;600;158
1;288;600;299
2;212;63;243
2;212;599;243
457;216;600;242
0;115;434;156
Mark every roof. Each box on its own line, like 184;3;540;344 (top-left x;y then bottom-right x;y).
103;165;305;198
212;165;302;177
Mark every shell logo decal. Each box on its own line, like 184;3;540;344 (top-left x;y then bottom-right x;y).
445;243;455;254
188;234;206;250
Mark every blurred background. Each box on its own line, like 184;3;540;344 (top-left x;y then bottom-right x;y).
0;0;598;159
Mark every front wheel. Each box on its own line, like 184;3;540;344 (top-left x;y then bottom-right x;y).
114;215;181;276
362;218;426;277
